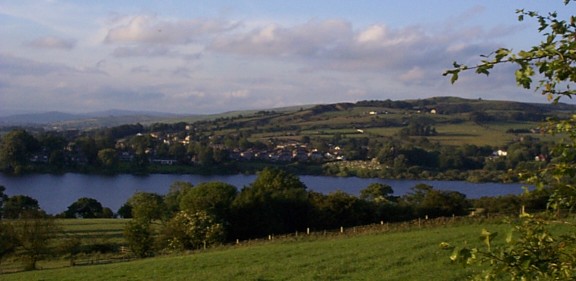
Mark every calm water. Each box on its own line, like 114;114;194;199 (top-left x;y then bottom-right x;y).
0;173;527;214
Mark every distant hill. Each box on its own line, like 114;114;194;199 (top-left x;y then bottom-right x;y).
1;97;574;131
0;110;187;129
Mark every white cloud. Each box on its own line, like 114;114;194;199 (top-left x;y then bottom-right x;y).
112;45;173;57
2;1;549;115
25;36;76;50
104;15;237;45
356;25;387;44
210;19;352;57
399;67;426;81
207;19;506;79
225;89;250;98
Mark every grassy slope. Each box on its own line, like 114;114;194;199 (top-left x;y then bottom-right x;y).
3;221;514;281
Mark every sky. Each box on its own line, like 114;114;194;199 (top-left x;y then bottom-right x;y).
0;1;571;116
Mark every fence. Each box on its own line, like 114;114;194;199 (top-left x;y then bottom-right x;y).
0;215;508;275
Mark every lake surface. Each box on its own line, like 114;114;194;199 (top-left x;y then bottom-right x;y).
0;173;528;214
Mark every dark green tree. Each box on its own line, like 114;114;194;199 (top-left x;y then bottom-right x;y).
360;183;395;203
0;222;16;270
308;190;373;229
401;184;469;218
164;181;194;215
38;133;67;169
76;136;99;166
63;197;104;218
169;142;188;163
0;129;40;174
97;148;119;170
0;186;7;219
179;181;237;223
3;195;42;219
124;220;154;258
230;168;309;239
127;192;167;223
12;213;59;270
117;203;132;219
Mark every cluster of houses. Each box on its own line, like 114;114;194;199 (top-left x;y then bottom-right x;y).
227;145;343;163
27;124;548;167
137;131;349;165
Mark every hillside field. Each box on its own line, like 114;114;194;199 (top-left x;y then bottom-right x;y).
1;218;532;281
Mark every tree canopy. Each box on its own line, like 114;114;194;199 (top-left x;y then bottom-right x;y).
63;197;105;219
444;1;576;279
127;192;167;222
179;181;237;222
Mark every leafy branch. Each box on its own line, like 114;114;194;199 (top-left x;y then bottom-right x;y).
443;1;576;280
443;2;576;103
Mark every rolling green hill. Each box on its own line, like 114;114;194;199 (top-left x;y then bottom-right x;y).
173;97;572;147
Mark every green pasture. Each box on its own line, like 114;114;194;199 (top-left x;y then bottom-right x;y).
1;219;517;281
58;219;128;242
430;121;540;146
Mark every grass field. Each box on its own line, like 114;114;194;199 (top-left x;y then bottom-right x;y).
2;219;519;281
59;219;127;240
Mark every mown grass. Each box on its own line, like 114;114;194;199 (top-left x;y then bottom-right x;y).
58;219;127;242
2;219;516;281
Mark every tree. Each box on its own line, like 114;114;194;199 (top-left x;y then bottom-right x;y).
444;1;576;279
230;168;309;239
97;148;119;170
124;220;154;258
160;210;225;251
402;184;469;218
117;203;133;218
169;143;188;163
0;129;40;174
76;137;99;166
444;3;575;102
360;183;395;203
127;192;167;223
3;195;42;219
63;197;105;218
0;222;16;270
309;190;373;229
38;133;67;169
0;186;7;219
179;181;237;223
12;213;59;270
164;181;194;215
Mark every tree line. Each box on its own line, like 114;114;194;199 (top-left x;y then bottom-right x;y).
0;168;550;264
0;123;556;183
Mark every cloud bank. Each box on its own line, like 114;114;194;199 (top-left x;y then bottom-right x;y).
1;0;554;115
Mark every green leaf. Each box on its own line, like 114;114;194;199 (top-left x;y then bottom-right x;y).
506;229;513;244
481;228;497;250
495;48;510;60
476;67;490;76
450;72;459;84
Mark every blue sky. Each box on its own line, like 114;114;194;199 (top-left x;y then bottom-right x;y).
0;1;570;115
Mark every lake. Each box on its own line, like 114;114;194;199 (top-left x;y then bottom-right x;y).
0;173;528;214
